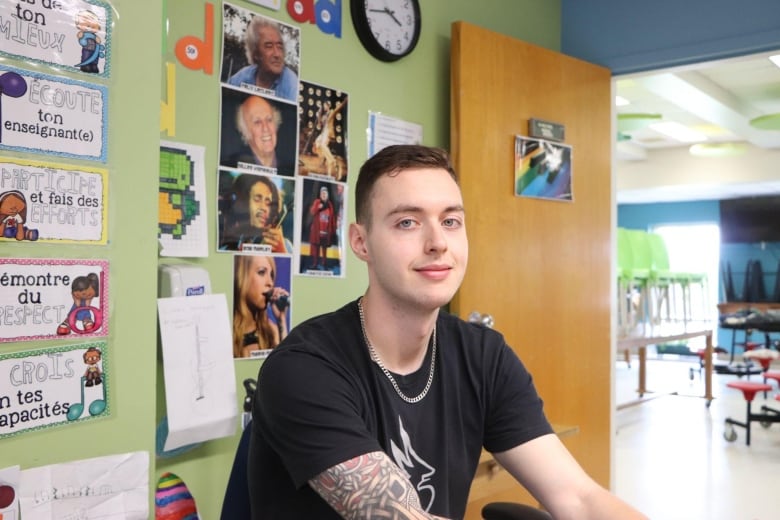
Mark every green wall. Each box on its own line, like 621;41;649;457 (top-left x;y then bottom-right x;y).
0;1;560;517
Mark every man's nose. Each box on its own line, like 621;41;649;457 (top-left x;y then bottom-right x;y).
425;224;448;252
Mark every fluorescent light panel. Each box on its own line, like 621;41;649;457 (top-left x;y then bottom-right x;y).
615;95;630;106
769;54;780;69
649;121;707;143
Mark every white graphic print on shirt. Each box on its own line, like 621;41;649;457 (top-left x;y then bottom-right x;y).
389;416;437;512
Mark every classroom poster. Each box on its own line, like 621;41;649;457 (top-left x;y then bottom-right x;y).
0;341;109;439
295;177;346;277
514;135;574;201
217;169;296;255
1;157;108;244
0;65;108;162
0;0;113;77
158;141;208;257
0;258;109;343
297;80;349;182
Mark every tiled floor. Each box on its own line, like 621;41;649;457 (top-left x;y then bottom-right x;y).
614;356;780;520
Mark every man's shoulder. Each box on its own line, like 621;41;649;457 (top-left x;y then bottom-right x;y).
275;67;299;100
272;300;357;353
228;65;256;85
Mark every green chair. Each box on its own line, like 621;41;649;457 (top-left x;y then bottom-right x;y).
617;228;650;333
646;232;709;324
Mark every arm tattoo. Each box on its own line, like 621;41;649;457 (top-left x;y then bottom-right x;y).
309;451;448;519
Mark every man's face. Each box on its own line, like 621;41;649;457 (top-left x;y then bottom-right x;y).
249;180;274;229
242;97;277;158
351;168;468;311
256;25;285;77
320;189;329;202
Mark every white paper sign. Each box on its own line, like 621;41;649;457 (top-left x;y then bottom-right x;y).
157;294;238;450
19;451;149;520
0;65;107;162
367;112;423;157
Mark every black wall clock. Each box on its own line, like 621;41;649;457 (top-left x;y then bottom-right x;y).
351;0;421;62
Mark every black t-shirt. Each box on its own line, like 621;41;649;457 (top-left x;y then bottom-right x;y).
248;300;552;519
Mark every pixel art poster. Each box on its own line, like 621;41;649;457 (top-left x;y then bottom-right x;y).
159;141;208;257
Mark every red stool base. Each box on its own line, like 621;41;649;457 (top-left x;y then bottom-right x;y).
724;381;780;445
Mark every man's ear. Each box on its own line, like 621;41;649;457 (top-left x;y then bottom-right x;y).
349;222;369;261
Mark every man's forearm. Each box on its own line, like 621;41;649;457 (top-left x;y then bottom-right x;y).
309;451;451;520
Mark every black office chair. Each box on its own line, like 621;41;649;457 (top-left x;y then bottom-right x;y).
220;421;253;519
221;426;551;519
482;502;553;519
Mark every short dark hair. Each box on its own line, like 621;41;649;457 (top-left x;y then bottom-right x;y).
355;145;457;228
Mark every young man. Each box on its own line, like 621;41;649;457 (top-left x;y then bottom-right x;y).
249;145;647;519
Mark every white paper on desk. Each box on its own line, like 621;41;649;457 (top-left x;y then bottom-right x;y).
157;294;238;450
0;465;21;520
19;451;149;520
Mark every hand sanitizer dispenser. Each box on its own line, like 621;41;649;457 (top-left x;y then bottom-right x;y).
158;264;212;297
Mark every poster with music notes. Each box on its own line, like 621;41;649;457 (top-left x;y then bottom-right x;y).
0;341;109;439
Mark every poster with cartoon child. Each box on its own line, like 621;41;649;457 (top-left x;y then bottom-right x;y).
0;0;112;77
0;258;109;343
0;342;110;439
0;157;108;244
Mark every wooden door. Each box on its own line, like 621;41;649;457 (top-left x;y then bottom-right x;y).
450;22;613;517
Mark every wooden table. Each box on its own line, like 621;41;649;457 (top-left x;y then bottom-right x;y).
618;327;714;409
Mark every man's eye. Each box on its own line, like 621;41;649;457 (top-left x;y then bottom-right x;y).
398;219;414;229
443;218;461;228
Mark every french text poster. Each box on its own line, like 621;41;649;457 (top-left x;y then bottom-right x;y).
0;0;113;77
0;341;109;439
1;157;107;244
159;141;208;257
0;258;109;343
0;65;107;162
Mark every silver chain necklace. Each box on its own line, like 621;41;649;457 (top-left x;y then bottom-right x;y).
357;298;436;404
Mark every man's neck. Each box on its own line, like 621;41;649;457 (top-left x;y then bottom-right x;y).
255;68;280;90
360;294;437;375
251;149;276;168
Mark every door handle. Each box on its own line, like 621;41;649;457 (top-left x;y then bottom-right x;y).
467;311;494;329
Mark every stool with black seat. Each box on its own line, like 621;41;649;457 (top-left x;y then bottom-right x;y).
723;380;780;445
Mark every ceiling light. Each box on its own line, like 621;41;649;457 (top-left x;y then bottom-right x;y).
649;121;706;143
617;113;662;132
769;54;780;69
615;96;630;106
749;113;780;130
689;142;747;158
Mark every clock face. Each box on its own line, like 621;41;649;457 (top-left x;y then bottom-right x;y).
352;0;421;62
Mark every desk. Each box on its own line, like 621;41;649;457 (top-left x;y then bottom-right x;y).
618;327;714;409
717;302;780;314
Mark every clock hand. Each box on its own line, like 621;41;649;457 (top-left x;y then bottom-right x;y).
368;7;403;27
385;8;402;26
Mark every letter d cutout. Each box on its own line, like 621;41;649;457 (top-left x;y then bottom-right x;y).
175;3;214;74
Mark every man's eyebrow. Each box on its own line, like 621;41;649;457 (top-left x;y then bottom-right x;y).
385;204;465;217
